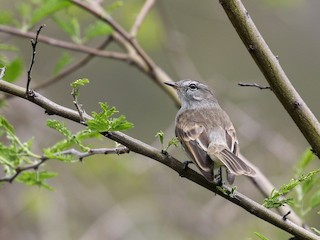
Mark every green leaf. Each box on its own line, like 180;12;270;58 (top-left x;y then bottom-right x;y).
70;78;90;89
84;21;113;42
254;232;270;240
0;115;15;134
53;15;82;44
43;148;75;162
31;0;71;25
86;102;133;132
106;1;124;13
264;169;320;209
167;137;179;150
53;52;72;75
296;149;315;174
47;119;71;138
3;58;23;83
16;171;58;190
17;2;32;29
310;189;320;209
44;127;100;158
0;44;18;51
0;11;14;25
155;131;179;151
155;130;164;148
70;78;89;99
311;227;320;236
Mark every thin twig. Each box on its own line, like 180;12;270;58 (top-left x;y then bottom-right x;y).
0;147;129;183
71;88;86;124
130;0;155;37
26;24;45;95
59;147;130;161
238;82;272;90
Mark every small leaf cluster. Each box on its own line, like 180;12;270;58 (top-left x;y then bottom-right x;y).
263;149;320;216
86;102;133;132
155;130;179;152
44;119;100;162
0;116;39;176
0;116;57;189
263;170;319;208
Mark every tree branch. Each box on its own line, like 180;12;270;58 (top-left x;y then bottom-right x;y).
220;0;320;158
130;0;155;37
0;25;129;61
0;79;318;239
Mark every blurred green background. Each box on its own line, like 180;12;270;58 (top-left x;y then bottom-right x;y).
1;0;320;239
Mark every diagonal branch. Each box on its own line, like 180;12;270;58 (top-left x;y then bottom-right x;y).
219;0;320;158
0;79;318;240
130;0;156;37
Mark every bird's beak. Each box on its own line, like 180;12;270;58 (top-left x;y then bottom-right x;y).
164;81;178;89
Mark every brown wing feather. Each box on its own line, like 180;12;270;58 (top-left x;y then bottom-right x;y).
217;149;256;176
175;119;214;182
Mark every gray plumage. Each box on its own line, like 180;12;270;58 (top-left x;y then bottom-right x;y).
165;79;256;184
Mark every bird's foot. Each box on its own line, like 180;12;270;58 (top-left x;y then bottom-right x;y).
213;167;224;186
179;160;193;178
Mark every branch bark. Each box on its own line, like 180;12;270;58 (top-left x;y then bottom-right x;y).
220;0;320;158
0;79;318;240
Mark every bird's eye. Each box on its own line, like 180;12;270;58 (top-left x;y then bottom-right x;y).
188;84;198;90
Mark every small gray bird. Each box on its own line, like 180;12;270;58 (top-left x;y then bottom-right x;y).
165;80;256;184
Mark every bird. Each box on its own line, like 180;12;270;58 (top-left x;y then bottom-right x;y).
165;79;256;184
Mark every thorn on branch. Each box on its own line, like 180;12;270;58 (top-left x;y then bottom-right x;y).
26;24;46;96
238;82;272;90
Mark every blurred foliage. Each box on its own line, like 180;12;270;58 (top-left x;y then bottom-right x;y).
263;149;320;231
53;52;73;76
115;0;165;49
254;232;270;240
0;44;23;83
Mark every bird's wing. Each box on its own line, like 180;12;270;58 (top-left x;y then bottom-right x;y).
207;126;256;177
175;121;214;182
